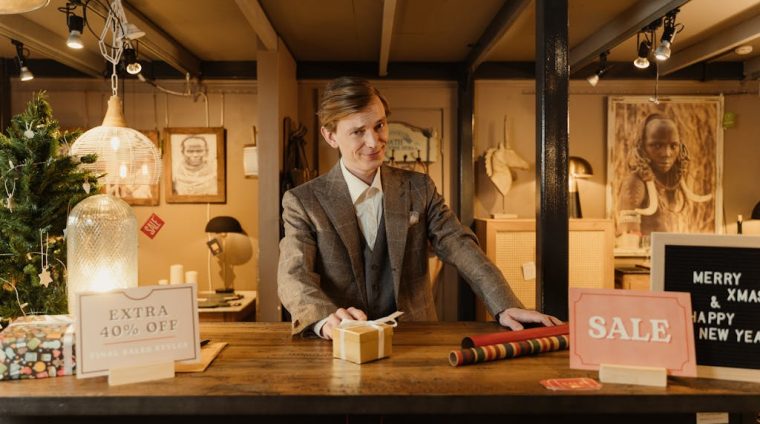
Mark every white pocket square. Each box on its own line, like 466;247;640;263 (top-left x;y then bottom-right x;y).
408;211;419;226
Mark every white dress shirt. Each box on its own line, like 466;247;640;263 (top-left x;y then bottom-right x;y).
313;160;384;338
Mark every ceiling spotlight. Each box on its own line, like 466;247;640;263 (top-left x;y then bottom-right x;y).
587;52;608;87
11;39;34;82
66;14;84;49
634;40;651;69
654;9;681;61
123;47;142;75
735;45;753;56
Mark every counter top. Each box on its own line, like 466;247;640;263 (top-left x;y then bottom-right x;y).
1;322;759;417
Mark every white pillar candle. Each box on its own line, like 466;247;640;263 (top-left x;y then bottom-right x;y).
185;270;198;285
169;264;184;284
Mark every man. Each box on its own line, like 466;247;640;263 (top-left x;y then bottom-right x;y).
278;77;560;339
172;135;216;195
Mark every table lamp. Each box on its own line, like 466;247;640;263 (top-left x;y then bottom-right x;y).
205;216;252;293
568;156;593;218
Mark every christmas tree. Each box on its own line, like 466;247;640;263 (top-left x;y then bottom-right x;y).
0;92;98;323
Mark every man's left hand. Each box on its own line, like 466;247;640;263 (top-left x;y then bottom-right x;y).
497;307;563;331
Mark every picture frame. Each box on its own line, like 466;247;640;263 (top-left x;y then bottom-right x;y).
107;129;161;206
606;96;723;256
164;127;226;203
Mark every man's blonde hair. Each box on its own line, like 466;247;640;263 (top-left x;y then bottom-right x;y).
317;76;390;133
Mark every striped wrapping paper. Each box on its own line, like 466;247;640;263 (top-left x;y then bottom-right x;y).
448;334;569;367
461;324;569;348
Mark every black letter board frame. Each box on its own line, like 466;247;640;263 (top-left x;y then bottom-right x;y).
651;232;760;382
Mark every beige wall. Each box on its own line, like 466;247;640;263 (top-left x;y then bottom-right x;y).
11;78;260;294
475;79;760;228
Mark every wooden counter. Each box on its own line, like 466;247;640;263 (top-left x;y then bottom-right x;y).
1;322;759;421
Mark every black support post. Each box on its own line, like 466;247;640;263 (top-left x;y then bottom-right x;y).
456;72;476;321
535;0;569;320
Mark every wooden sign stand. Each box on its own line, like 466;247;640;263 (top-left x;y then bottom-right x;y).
108;361;175;386
599;363;667;387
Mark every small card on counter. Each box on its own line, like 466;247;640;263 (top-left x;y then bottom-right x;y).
540;378;602;391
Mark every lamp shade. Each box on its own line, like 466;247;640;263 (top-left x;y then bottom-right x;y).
205;216;244;234
70;96;161;186
568;156;593;178
0;0;49;14
66;194;138;315
752;202;760;220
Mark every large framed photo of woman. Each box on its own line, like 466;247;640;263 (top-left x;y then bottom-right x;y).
606;96;724;256
164;127;226;203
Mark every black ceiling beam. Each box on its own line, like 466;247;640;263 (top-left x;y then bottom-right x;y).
296;61;460;80
463;0;530;75
12;59;745;82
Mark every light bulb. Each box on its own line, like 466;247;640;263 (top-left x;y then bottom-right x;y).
19;66;34;81
126;62;142;75
110;135;121;151
119;162;128;179
634;56;650;69
67;30;83;49
654;41;671;61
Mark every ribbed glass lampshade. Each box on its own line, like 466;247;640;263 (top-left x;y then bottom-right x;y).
70;96;161;186
66;194;138;315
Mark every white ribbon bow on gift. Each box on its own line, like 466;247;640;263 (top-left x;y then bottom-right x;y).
338;311;404;360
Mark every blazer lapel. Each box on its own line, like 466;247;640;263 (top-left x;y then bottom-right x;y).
381;165;409;300
315;163;368;309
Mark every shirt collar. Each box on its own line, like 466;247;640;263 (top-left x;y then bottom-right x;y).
339;159;383;205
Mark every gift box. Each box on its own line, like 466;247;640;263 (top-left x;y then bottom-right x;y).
332;311;403;364
333;323;394;364
0;314;75;380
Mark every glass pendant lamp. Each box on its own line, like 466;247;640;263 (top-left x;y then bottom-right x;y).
66;194;137;315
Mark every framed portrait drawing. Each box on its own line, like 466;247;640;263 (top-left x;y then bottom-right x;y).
606;96;724;256
164;127;226;203
106;129;161;206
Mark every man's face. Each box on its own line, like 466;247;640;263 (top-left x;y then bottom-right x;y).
182;138;207;168
321;95;388;184
643;118;680;174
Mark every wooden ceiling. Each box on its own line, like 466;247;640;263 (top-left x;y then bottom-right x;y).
0;0;759;79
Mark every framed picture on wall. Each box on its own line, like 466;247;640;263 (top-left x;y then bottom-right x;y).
107;129;161;206
164;127;226;203
606;96;724;256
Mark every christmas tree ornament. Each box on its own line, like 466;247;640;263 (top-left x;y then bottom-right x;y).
82;181;91;194
4;178;16;212
24;122;34;139
38;230;51;288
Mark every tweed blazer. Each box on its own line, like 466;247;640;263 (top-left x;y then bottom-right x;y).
278;163;522;335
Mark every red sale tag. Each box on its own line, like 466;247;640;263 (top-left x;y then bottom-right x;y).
141;213;165;239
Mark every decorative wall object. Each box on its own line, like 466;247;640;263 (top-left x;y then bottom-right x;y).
164;127;226;203
606;96;723;255
384;121;440;173
108;129;160;206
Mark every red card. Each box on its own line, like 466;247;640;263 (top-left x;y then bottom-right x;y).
540;378;602;391
140;213;165;239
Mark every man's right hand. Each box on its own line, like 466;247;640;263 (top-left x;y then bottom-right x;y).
321;307;368;340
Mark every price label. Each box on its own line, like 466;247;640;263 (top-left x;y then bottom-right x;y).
75;284;200;379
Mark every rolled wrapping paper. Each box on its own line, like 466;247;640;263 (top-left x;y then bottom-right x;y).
169;264;184;284
461;323;569;348
449;334;569;367
185;270;198;285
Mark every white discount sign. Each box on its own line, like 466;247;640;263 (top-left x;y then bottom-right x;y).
75;284;200;379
